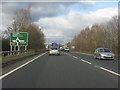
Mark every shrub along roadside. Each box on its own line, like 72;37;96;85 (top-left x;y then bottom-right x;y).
2;49;47;67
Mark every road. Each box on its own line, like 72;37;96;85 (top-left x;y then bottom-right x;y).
1;51;119;88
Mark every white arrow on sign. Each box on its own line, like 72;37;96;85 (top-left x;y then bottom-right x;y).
16;37;20;46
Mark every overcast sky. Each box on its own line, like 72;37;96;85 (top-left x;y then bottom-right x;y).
1;0;118;44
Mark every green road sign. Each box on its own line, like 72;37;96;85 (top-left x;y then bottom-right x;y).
10;32;28;46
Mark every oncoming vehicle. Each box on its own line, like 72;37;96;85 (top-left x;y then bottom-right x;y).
94;48;115;60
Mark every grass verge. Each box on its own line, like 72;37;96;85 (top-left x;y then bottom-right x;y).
2;50;36;64
2;49;48;64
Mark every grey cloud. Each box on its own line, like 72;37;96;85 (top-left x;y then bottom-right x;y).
36;7;117;44
31;2;68;21
2;2;74;22
30;1;96;21
1;1;117;44
2;1;94;22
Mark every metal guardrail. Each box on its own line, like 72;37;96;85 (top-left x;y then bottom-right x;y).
1;50;27;56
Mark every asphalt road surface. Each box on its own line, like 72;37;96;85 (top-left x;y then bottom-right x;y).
1;51;119;88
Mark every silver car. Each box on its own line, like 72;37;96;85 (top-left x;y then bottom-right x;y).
49;48;60;56
64;48;70;52
94;48;115;60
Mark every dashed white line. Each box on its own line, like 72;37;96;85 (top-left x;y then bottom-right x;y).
62;52;78;59
94;65;100;68
62;52;92;64
72;56;78;59
99;67;120;76
0;52;47;80
81;59;92;65
62;52;72;57
94;65;120;76
62;52;120;77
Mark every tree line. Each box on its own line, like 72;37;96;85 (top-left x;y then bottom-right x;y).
2;6;45;51
69;16;118;55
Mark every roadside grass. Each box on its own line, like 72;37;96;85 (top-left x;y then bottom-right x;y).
2;50;36;64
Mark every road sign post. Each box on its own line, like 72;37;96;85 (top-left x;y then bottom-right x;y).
10;32;28;54
13;46;16;55
10;46;12;55
25;46;27;53
18;46;20;55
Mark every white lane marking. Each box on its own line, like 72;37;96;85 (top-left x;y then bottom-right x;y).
62;52;78;59
72;56;78;59
81;59;92;65
94;65;120;76
99;67;120;76
62;52;120;76
0;52;47;80
62;52;71;56
62;52;69;55
94;65;100;68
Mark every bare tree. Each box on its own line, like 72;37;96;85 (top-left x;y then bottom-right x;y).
2;5;45;51
70;16;118;55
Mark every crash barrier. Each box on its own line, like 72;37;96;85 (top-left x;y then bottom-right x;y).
1;50;27;57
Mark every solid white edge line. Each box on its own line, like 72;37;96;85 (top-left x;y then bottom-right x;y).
99;67;120;77
0;52;47;80
81;59;92;64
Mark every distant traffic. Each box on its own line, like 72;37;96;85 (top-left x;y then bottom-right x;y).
48;43;115;60
48;42;70;56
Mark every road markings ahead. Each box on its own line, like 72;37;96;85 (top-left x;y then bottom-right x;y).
81;59;92;65
0;52;47;80
62;52;71;56
72;56;78;59
94;65;120;76
99;67;120;76
62;52;120;77
1;52;119;80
